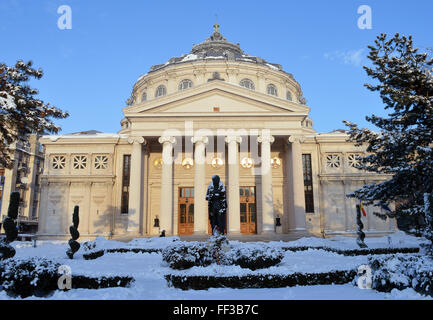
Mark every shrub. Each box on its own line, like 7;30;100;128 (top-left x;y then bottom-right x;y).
162;237;284;271
83;250;105;260
0;257;60;298
66;205;80;259
165;270;357;290
369;254;433;297
280;246;419;256
162;243;213;270
223;245;284;270
0;257;135;298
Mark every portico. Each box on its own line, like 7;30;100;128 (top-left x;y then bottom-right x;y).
123;130;308;236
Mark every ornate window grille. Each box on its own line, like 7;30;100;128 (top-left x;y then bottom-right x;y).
326;154;341;168
72;155;87;170
94;155;108;170
52;155;66;170
347;153;362;168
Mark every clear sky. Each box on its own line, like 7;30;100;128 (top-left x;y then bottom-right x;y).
1;0;432;134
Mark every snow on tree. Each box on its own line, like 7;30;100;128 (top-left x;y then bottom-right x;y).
0;60;69;168
343;34;433;233
423;193;433;255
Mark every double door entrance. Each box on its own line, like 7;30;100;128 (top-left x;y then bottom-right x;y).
178;186;257;235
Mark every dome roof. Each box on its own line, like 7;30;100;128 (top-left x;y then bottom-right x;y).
148;24;285;74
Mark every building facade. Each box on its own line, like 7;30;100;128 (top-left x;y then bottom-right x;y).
0;134;43;233
37;26;396;239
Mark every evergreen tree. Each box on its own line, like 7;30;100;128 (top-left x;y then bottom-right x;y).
0;60;69;168
344;33;433;232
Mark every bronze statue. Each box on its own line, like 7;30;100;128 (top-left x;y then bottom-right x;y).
206;175;227;235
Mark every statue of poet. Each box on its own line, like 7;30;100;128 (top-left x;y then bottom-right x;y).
206;175;227;235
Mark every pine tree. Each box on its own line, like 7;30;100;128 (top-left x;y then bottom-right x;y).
343;34;433;231
0;60;69;168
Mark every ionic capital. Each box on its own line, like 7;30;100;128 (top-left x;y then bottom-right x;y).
288;135;305;144
257;134;275;144
224;135;242;144
191;136;209;145
158;136;177;145
127;136;146;145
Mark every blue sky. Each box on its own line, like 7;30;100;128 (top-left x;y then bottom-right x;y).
1;0;432;134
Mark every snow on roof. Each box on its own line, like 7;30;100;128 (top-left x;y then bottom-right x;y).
43;133;128;141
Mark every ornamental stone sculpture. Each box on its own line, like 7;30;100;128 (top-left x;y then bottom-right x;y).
0;191;20;260
206;175;227;235
66;205;80;259
356;204;368;248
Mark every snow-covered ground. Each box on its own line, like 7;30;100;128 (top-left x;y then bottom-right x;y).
0;231;431;300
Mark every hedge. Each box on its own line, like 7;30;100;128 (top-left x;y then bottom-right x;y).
83;248;161;260
165;269;357;290
0;257;134;298
281;246;419;256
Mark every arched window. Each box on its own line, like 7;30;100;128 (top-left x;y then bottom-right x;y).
178;79;193;91
141;92;147;102
239;79;255;90
155;85;166;98
286;91;292;101
267;84;278;96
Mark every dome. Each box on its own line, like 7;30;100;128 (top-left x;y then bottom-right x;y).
148;24;284;74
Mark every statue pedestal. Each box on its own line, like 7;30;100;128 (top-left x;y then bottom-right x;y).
152;227;160;236
275;225;283;234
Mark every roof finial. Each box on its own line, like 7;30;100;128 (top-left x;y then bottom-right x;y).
214;14;219;33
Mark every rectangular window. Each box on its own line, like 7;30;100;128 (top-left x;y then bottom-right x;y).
121;155;131;214
302;154;315;213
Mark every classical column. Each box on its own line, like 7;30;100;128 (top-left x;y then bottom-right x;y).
286;136;307;232
127;136;145;234
225;135;242;234
258;133;275;233
142;145;150;235
158;136;176;235
192;136;209;234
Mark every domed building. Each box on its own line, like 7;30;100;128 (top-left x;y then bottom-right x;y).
38;25;396;239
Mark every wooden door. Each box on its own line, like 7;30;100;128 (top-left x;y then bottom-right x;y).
240;187;257;234
178;187;194;235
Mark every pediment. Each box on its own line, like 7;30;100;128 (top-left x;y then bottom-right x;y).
124;81;309;116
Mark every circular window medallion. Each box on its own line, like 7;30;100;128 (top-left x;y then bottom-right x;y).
182;158;194;169
211;157;224;169
271;157;281;169
153;158;163;169
240;157;254;169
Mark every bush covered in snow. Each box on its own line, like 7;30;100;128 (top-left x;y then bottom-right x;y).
222;245;284;270
0;257;60;298
82;236;164;260
162;243;214;270
166;270;357;290
162;236;284;270
369;254;433;297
